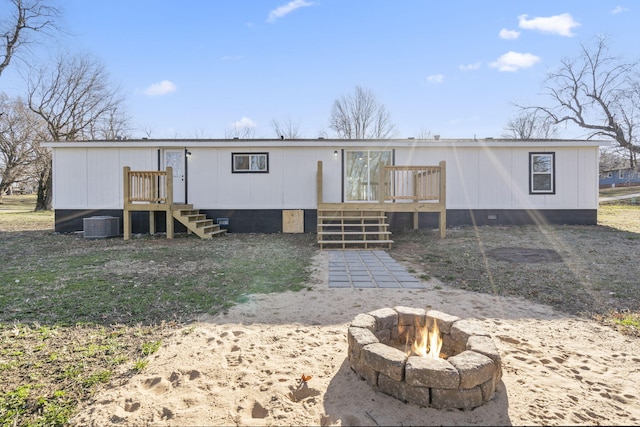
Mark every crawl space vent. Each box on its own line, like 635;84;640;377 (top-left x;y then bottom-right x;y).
83;216;119;239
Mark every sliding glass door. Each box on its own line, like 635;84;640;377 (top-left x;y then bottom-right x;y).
344;150;392;201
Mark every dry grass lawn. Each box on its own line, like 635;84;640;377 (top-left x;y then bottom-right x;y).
0;194;638;426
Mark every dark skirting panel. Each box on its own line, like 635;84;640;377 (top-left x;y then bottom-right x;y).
53;210;188;235
201;210;282;233
54;209;124;234
444;209;598;226
54;208;598;235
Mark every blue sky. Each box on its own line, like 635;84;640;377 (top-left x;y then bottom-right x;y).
1;1;638;139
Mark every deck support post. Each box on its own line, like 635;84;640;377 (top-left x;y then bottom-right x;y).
166;209;173;239
166;167;174;239
123;210;131;240
316;160;323;206
123;166;131;240
149;212;156;235
439;160;447;238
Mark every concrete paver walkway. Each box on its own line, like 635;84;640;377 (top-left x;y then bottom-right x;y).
327;250;425;289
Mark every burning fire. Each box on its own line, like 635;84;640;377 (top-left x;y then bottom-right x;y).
410;320;443;359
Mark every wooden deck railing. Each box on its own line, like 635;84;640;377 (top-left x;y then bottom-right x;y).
123;166;175;240
379;162;446;203
123;166;173;204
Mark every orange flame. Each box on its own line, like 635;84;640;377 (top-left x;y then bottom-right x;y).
411;320;442;359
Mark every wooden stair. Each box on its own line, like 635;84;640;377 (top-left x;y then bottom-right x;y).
317;209;393;249
172;206;227;239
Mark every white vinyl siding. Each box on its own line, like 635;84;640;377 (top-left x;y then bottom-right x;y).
47;140;600;211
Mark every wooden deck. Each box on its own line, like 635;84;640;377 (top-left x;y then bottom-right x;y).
316;160;446;248
122;166;225;240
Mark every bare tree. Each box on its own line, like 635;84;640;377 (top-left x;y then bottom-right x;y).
316;128;329;139
224;120;256;139
414;128;434;139
521;36;640;166
31;137;50;208
0;0;60;76
26;52;130;209
271;117;302;139
502;110;558;140
27;53;129;141
86;102;132;140
329;86;397;139
0;94;43;200
138;123;155;139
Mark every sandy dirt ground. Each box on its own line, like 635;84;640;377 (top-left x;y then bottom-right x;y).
70;252;640;426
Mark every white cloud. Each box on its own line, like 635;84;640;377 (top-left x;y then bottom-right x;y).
489;51;541;72
499;28;520;39
426;74;444;84
143;80;177;96
221;55;243;61
518;13;580;36
267;0;314;23
459;62;481;71
230;117;256;129
612;5;629;14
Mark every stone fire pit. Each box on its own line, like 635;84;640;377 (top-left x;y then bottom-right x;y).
347;307;502;410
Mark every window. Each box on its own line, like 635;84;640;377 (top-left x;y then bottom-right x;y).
232;153;269;173
529;152;555;194
618;170;625;180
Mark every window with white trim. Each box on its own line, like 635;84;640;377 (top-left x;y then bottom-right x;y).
529;152;555;194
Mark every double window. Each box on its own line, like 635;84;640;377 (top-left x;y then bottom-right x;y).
529;152;555;194
232;153;269;173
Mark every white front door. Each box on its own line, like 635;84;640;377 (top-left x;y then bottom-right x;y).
163;149;186;203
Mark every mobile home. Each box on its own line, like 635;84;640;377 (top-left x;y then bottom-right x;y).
43;138;602;245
